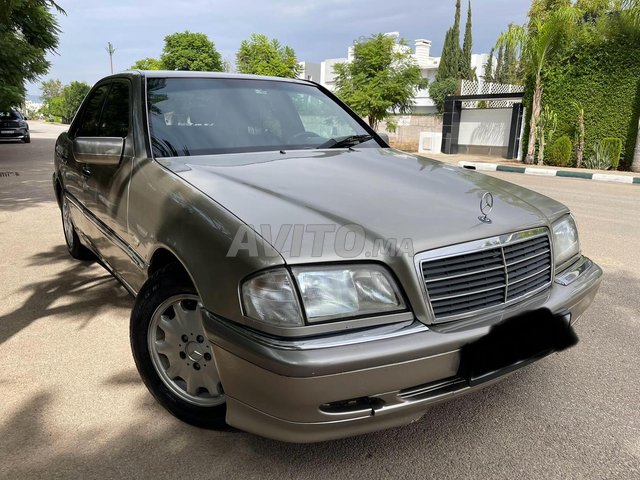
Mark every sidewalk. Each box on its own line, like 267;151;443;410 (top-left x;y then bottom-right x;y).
425;152;640;186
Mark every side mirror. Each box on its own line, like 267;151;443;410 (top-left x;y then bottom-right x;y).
377;132;390;144
73;137;124;165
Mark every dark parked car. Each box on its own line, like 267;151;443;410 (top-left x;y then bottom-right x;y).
52;71;602;443
0;109;30;143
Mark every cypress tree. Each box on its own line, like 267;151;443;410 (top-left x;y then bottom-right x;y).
484;47;494;83
461;0;474;80
495;43;505;83
436;0;463;81
503;36;518;84
454;0;461;32
437;28;458;80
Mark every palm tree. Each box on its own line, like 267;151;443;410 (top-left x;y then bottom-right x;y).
632;119;640;173
623;1;640;172
497;7;577;165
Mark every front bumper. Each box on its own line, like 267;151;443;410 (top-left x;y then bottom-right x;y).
204;256;602;443
0;127;28;140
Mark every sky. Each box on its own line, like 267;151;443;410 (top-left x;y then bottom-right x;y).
28;0;530;97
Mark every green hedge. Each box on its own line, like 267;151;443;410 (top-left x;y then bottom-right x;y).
548;135;573;166
523;31;640;170
601;137;622;169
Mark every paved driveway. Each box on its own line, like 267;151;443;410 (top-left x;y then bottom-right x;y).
1;123;638;479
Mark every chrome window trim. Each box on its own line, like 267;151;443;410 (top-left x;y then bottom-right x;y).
414;227;554;324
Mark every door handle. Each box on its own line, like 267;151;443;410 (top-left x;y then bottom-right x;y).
81;165;92;178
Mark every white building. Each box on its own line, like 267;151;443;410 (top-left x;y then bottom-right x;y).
299;32;492;114
298;61;321;83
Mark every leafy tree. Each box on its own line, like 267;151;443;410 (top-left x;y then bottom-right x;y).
131;57;163;70
0;1;64;110
334;33;425;130
42;80;90;123
497;6;578;164
236;33;301;78
429;78;458;114
575;0;614;18
160;31;224;72
39;78;63;119
60;81;91;123
461;0;474;80
528;0;572;31
40;78;63;104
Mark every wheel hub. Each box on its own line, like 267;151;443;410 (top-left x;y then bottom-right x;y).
185;341;205;362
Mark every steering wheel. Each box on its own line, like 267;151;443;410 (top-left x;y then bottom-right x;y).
288;131;323;144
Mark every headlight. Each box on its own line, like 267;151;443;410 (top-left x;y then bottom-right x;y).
242;269;303;327
241;265;406;327
292;264;405;323
552;215;580;269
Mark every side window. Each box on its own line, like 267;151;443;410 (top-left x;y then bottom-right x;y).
75;85;109;137
100;82;130;137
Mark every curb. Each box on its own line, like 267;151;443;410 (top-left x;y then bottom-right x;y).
458;161;640;185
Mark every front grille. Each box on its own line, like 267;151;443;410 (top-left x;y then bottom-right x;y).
0;121;20;128
420;231;552;321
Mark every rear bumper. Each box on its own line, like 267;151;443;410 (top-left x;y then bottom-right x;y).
204;256;602;443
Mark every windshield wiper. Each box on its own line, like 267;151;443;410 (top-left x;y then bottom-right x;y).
316;134;373;149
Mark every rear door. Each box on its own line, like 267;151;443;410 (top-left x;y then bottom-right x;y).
61;83;110;238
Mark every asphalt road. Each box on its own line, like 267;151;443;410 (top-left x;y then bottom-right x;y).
1;122;639;479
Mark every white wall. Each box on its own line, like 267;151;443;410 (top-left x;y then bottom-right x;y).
320;58;347;90
298;62;321;83
459;108;512;146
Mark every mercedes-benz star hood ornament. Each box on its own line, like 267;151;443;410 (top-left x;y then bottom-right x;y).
479;192;494;224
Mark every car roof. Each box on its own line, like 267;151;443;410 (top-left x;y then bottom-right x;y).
106;70;313;86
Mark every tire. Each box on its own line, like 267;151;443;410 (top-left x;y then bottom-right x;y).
60;193;95;261
22;134;30;143
130;263;227;429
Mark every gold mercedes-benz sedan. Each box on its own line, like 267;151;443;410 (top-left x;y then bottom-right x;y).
52;71;602;443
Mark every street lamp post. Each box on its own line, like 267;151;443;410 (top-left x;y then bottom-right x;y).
106;42;116;74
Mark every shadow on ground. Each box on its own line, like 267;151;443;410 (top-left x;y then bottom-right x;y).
0;137;58;211
0;245;132;346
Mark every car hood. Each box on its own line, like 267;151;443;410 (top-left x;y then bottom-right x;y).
160;148;568;262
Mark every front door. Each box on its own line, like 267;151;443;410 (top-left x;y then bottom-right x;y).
77;80;142;286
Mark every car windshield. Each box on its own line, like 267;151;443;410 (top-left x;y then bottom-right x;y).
0;110;21;121
146;77;377;157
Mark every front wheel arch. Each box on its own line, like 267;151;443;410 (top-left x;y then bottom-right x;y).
54;177;63;208
147;246;202;299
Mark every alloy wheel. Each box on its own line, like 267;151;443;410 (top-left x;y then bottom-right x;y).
62;196;75;248
147;294;225;407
